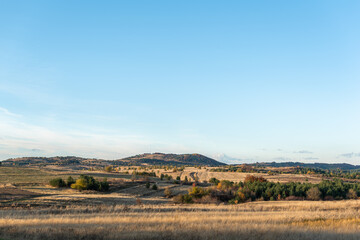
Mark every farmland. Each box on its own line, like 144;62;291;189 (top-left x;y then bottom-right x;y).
1;165;360;239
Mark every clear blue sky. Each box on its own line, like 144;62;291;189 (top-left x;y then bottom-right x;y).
0;1;359;163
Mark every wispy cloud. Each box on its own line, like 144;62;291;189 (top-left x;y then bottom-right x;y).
273;157;291;161
304;157;319;161
338;152;360;158
0;107;21;117
294;150;313;154
0;107;174;160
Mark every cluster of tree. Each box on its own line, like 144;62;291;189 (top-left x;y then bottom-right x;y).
174;175;360;204
160;173;173;181
49;175;109;192
210;166;360;181
133;171;157;177
210;165;282;174
321;170;360;180
145;182;158;190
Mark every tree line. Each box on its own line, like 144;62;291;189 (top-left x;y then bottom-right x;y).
174;175;360;204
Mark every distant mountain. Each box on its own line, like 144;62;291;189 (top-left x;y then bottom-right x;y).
114;153;226;166
250;162;360;171
1;153;226;167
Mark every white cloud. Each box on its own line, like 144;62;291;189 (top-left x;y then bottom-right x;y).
0;107;21;117
0;107;164;160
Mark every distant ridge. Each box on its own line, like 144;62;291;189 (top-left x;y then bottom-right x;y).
1;153;226;167
249;162;360;171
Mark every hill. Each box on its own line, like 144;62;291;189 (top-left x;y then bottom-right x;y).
114;153;226;166
1;156;108;168
1;153;226;167
250;162;360;171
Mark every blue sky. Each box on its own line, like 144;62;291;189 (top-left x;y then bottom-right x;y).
0;1;359;163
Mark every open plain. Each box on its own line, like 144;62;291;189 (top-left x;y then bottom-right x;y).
1;165;360;239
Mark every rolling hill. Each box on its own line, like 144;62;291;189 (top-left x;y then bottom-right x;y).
114;153;226;166
250;162;360;171
1;153;226;167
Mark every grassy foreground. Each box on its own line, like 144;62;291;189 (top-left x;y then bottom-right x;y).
1;200;360;240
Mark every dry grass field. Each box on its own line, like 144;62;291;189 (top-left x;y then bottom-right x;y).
1;201;360;240
0;166;325;207
1;166;360;239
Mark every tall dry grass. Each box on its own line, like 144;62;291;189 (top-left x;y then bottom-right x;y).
1;200;360;240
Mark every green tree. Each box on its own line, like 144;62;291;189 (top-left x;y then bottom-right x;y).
49;178;66;188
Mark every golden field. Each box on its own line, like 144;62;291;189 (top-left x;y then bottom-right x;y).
1;201;360;240
1;166;360;240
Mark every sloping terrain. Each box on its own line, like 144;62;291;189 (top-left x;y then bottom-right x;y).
1;153;226;168
115;153;226;166
252;162;360;171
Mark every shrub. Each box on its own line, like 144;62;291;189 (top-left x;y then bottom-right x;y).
164;187;172;198
145;182;150;188
104;166;113;172
244;175;267;183
71;178;88;191
217;180;234;190
152;184;158;190
189;186;209;199
173;194;193;204
209;177;220;186
307;187;321;200
70;175;109;192
347;189;358;199
184;176;189;183
98;178;110;192
66;176;75;187
49;178;66;188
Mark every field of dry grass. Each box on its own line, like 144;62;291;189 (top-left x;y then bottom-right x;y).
2;166;360;239
1;200;360;240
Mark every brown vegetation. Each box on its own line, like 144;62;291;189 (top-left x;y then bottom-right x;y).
1;201;360;239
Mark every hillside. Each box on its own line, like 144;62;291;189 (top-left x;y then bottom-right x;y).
114;153;226;166
1;153;226;167
250;162;360;171
1;156;108;168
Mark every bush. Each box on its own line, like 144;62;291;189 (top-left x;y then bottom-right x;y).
217;180;234;190
145;182;150;188
164;187;172;198
189;186;209;199
104;166;113;172
98;178;110;191
70;175;109;192
49;178;66;188
173;194;193;204
347;189;358;199
66;176;75;187
152;184;158;190
209;177;220;186
307;187;321;200
244;175;267;183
